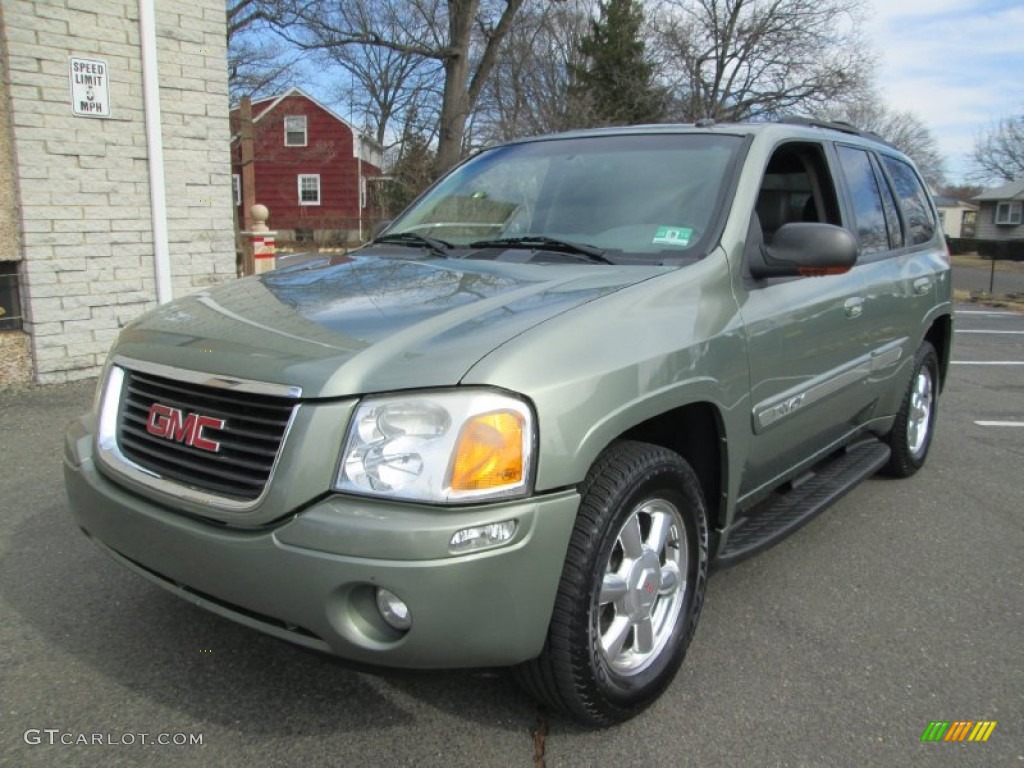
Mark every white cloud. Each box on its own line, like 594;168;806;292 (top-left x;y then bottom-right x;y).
867;0;1024;179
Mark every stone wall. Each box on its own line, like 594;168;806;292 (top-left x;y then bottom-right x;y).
0;2;32;385
1;0;235;383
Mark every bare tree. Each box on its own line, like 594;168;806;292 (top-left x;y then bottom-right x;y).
473;0;592;144
227;1;304;102
653;0;872;122
259;0;528;175
820;95;946;187
971;113;1024;183
228;35;304;102
940;183;983;202
325;43;442;149
227;0;268;38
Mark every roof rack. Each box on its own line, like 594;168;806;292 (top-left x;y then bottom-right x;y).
775;117;893;147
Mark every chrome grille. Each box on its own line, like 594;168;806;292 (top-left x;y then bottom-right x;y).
117;369;295;501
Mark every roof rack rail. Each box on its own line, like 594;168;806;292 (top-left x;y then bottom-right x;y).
774;116;893;147
775;116;863;135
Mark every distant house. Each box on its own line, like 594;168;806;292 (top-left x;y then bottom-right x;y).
230;88;383;245
932;195;978;239
973;180;1024;243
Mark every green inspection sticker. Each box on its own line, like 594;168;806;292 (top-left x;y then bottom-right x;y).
652;226;693;247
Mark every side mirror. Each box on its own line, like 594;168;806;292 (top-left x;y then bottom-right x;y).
749;222;858;279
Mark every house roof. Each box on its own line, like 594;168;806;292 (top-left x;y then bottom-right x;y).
231;87;382;149
933;195;978;210
974;180;1024;201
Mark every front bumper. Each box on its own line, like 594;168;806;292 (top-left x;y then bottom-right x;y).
64;416;580;668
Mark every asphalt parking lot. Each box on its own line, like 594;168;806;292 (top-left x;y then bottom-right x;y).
1;305;1021;768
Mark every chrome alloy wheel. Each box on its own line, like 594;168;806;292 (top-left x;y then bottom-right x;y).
595;499;688;676
907;367;934;457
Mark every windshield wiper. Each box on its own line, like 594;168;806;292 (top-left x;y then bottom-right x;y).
468;236;613;264
372;232;452;258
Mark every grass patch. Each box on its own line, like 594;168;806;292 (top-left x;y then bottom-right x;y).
950;253;1024;273
953;288;1024;311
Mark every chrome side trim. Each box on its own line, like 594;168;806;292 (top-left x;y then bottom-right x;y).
753;339;907;432
754;356;872;431
95;364;300;513
870;341;904;372
111;355;303;398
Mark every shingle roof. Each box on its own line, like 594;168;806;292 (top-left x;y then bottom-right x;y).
974;180;1024;201
933;195;978;209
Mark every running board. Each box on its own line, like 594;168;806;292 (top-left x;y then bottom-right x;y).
715;439;891;568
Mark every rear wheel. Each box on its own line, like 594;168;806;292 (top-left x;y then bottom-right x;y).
515;441;708;726
884;341;939;477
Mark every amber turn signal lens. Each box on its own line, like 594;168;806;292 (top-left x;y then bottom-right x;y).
450;410;525;491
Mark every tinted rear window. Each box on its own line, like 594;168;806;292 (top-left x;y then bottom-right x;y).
837;146;890;255
881;156;936;246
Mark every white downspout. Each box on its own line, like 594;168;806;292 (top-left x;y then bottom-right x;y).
356;132;364;240
138;0;172;303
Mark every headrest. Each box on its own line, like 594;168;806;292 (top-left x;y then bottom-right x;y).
756;189;790;233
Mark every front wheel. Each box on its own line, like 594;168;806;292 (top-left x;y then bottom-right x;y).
884;341;939;477
515;441;708;726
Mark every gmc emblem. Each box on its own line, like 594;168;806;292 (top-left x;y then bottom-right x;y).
145;403;226;452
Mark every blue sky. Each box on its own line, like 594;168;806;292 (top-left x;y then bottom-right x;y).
866;0;1024;182
294;0;1022;184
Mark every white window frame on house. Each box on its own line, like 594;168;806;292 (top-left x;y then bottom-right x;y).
298;174;321;206
232;174;241;206
284;115;307;147
995;200;1022;226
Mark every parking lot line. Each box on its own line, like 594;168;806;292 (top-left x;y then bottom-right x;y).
974;421;1024;427
956;330;1024;335
956;310;1021;316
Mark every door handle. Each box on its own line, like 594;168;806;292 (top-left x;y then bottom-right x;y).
844;297;864;318
913;277;932;295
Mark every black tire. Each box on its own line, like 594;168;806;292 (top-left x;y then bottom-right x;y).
884;341;939;478
515;440;709;726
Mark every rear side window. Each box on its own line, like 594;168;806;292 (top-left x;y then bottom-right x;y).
880;156;936;245
875;160;904;250
836;146;889;255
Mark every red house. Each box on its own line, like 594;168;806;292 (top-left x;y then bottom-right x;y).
230;88;383;245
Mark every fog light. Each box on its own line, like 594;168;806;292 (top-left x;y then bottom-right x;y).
449;520;517;553
375;588;412;631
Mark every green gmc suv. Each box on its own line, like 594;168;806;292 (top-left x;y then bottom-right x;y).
64;120;952;726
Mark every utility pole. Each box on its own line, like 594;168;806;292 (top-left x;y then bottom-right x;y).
239;96;256;275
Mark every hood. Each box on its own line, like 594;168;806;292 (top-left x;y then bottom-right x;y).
111;254;671;398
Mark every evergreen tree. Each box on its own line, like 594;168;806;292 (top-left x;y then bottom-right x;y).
569;0;665;127
381;134;437;217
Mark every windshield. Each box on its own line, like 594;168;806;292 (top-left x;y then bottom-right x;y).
387;133;743;260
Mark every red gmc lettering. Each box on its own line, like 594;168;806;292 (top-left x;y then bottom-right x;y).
146;404;225;452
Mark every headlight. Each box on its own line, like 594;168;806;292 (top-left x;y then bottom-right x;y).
335;389;535;504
